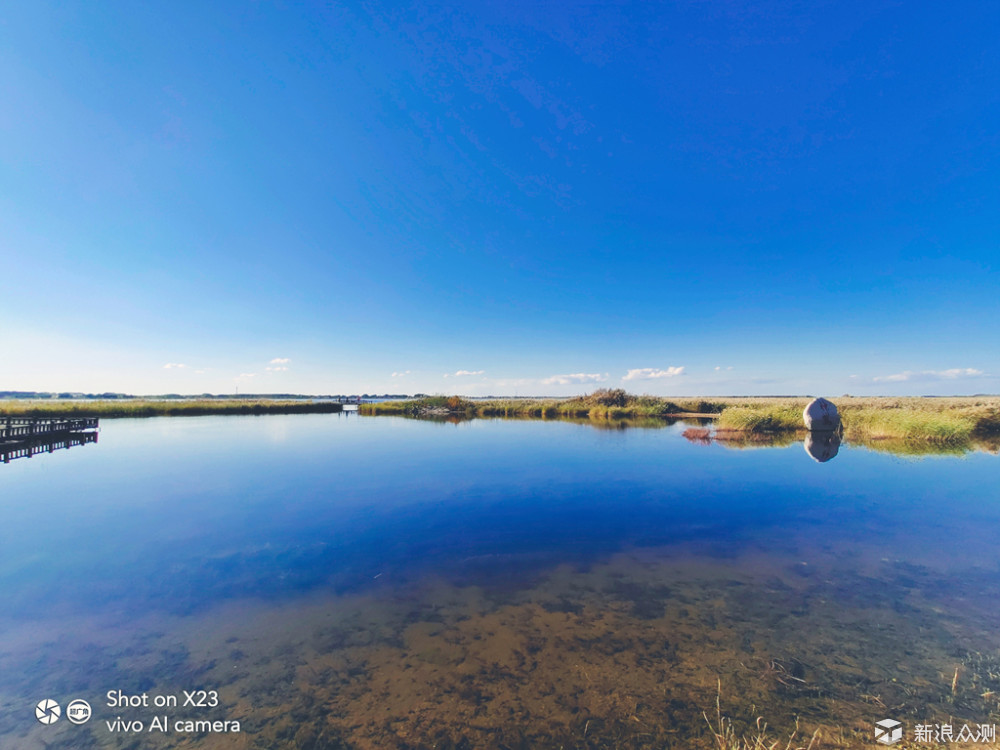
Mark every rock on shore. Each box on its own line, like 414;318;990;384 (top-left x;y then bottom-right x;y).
803;397;840;431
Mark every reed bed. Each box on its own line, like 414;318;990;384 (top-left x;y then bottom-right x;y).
361;390;726;420
685;397;1000;445
716;406;804;433
0;399;344;418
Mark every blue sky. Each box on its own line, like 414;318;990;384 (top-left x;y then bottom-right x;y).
1;1;997;396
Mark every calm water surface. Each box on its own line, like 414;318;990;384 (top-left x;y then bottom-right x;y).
2;414;999;748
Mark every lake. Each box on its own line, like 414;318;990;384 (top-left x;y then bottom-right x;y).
2;413;999;748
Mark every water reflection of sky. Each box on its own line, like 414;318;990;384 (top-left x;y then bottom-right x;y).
3;414;1000;749
2;414;999;619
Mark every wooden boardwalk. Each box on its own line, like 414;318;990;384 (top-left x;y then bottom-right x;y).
1;417;100;463
1;416;99;442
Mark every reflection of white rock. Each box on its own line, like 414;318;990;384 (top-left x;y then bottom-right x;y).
803;397;840;431
805;431;840;462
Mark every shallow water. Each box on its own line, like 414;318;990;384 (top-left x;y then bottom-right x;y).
1;414;999;748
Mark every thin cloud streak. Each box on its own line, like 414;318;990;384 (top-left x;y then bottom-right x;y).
541;373;608;386
873;368;985;383
622;367;685;381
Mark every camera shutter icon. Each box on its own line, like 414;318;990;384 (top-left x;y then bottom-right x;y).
875;719;903;745
35;699;61;725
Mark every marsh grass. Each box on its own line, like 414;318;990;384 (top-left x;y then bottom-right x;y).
0;399;344;418
361;389;726;421
843;409;975;442
716;406;804;433
837;398;1000;449
704;680;820;750
705;397;1000;445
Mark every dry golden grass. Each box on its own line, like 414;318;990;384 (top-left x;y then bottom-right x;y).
704;679;820;750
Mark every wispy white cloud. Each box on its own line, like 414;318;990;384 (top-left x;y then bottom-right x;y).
873;368;985;383
938;368;985;378
874;372;912;383
622;366;685;381
163;363;187;369
714;365;734;372
265;366;288;372
269;357;290;364
490;377;536;387
237;373;256;379
541;372;608;386
391;370;411;378
445;369;485;378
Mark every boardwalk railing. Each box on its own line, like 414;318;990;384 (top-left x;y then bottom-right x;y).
1;417;99;442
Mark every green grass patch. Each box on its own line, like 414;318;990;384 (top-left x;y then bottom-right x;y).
715;405;804;433
841;408;976;443
360;396;477;417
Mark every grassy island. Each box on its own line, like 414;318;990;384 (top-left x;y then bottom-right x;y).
360;390;1000;446
360;390;723;420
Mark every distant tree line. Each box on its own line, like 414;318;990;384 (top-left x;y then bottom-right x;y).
0;391;420;400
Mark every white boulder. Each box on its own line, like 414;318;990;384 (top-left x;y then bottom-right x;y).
803;397;840;431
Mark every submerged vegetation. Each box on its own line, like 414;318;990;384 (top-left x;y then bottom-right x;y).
0;399;344;418
704;680;820;750
362;391;1000;447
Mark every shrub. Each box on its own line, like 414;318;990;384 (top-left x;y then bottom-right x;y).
587;388;632;407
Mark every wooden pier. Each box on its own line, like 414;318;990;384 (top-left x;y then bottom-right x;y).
2;416;99;442
1;417;100;463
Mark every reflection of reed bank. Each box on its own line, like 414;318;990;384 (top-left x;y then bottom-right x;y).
1;417;99;463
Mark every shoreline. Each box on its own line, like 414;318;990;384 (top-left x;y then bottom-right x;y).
0;399;345;418
3;392;998;445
